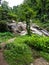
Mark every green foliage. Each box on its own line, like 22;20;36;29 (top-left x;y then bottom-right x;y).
24;35;49;53
0;0;49;63
40;51;49;61
4;43;33;65
0;0;49;32
23;0;49;31
3;35;49;62
1;1;9;20
1;1;8;10
8;35;49;53
0;0;49;31
0;1;17;22
13;4;36;35
8;13;17;21
0;32;14;43
13;4;36;21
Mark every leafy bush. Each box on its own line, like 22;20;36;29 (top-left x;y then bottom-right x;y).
11;35;49;53
3;35;49;63
24;35;49;53
4;43;33;65
14;35;49;52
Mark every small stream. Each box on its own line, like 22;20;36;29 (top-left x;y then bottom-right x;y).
31;26;49;36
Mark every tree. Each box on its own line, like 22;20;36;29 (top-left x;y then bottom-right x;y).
0;6;2;20
24;0;37;9
1;1;8;10
36;0;49;22
25;7;36;36
13;3;36;35
1;1;9;20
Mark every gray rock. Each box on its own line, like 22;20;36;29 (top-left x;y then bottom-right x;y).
20;31;27;35
17;22;26;31
7;21;49;36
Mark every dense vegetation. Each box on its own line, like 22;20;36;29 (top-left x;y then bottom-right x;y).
12;0;49;31
4;35;49;65
0;0;49;31
0;0;49;65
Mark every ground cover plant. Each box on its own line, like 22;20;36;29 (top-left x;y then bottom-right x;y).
0;32;15;43
4;43;33;65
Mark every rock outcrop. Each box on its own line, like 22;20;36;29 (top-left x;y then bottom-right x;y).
7;21;49;36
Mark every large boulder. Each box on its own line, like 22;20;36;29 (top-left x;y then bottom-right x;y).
7;22;26;34
20;31;27;35
17;22;26;31
7;22;17;33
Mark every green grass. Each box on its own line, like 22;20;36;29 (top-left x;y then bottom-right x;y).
0;32;15;43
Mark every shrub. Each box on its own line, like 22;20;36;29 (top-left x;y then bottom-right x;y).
24;35;49;53
4;43;33;65
11;35;49;53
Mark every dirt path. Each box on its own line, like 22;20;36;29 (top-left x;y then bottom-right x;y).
33;57;49;65
0;38;16;65
0;37;16;48
7;37;16;43
0;51;8;65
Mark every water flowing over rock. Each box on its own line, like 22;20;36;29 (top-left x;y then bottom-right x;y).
7;21;49;36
